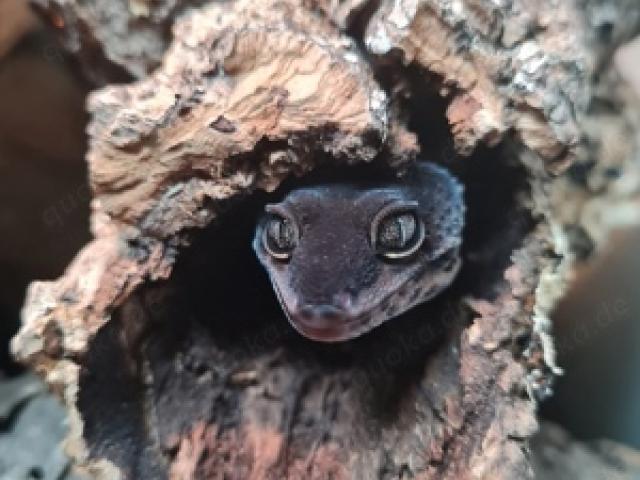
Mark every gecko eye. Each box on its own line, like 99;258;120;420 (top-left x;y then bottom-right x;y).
262;213;298;260
371;203;425;259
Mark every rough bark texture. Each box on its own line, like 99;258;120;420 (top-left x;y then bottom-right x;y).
12;1;640;479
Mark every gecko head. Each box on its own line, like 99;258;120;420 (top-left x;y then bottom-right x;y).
253;162;464;342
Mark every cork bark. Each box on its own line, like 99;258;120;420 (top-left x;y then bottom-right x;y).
13;1;640;479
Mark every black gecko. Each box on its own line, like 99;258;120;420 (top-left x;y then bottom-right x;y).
253;162;464;342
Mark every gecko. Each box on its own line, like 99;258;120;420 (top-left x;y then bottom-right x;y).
253;161;464;342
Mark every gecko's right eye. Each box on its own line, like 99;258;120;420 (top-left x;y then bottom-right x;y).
263;213;298;260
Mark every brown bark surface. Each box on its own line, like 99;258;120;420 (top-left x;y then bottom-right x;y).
12;1;640;479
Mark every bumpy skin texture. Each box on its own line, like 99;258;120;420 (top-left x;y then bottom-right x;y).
253;162;464;341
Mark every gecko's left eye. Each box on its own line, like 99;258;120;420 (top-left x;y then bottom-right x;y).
262;212;298;260
371;202;425;259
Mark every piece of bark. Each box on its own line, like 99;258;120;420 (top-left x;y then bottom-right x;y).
532;422;640;480
12;1;640;479
0;374;84;480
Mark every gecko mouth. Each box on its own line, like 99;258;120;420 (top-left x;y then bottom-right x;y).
287;304;372;342
269;282;374;342
271;285;411;343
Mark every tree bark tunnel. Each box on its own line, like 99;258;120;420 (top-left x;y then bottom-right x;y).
12;1;640;479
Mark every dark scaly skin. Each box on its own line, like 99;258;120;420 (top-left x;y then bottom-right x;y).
253;162;465;342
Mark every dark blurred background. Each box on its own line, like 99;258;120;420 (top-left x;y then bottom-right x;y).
0;0;90;374
0;0;638;473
